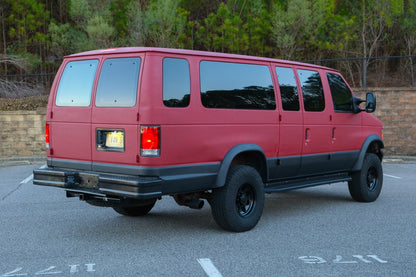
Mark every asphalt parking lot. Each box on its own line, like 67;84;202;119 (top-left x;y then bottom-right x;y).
0;161;415;276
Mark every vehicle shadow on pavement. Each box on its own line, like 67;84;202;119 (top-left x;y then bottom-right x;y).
66;203;219;240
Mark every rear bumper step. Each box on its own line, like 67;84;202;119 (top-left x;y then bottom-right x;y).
33;168;162;199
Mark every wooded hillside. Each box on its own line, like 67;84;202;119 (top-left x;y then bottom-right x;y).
1;0;415;90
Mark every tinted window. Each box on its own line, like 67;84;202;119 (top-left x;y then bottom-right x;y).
95;58;141;107
327;73;354;112
200;61;275;110
276;67;299;111
298;69;325;112
163;58;190;107
56;60;98;107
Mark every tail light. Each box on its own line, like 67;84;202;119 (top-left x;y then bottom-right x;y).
45;123;50;149
140;126;160;157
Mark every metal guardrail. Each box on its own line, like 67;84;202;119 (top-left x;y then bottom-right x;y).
0;73;55;78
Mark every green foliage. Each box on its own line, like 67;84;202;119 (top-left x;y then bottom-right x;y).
69;0;91;27
271;0;319;59
1;0;416;79
6;0;50;53
142;0;189;48
195;1;271;56
110;0;131;40
86;14;115;49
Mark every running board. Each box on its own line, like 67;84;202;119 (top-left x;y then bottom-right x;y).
265;172;351;193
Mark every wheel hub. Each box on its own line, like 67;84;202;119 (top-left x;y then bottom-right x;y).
236;184;255;217
367;166;378;191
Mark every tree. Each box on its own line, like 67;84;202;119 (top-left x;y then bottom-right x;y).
400;0;416;85
358;0;403;86
110;0;131;43
271;0;323;59
142;0;189;48
196;1;272;56
126;1;145;46
86;14;115;49
6;0;50;57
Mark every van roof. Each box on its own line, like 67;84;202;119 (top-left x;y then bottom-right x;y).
66;47;335;72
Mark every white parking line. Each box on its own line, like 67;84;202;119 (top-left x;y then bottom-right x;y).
197;258;223;277
383;174;402;179
20;174;34;184
20;164;47;184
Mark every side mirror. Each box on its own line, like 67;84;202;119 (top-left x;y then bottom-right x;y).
353;96;364;113
365;92;376;113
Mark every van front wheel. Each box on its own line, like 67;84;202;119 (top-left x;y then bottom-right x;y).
210;165;264;232
348;153;383;202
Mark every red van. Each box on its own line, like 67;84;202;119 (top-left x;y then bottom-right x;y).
34;47;383;232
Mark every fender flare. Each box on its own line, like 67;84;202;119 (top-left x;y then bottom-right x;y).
214;144;267;188
352;134;384;172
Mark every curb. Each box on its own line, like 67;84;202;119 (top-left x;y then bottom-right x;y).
0;156;46;167
383;155;416;164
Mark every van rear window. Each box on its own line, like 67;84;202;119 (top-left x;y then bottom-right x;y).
200;61;276;110
56;60;99;107
95;58;141;107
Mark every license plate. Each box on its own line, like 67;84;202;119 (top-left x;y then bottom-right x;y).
106;131;124;149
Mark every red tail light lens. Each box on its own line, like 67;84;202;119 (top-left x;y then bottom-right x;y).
140;126;160;157
45;123;50;149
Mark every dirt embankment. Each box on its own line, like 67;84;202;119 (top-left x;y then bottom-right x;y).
0;95;49;111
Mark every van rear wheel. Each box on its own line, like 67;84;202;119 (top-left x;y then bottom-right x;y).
348;153;383;202
113;200;156;216
210;165;264;232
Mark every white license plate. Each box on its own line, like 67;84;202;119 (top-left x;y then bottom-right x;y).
105;131;124;149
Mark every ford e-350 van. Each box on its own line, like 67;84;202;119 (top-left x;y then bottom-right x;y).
34;47;383;232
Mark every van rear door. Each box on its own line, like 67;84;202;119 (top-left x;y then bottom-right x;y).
50;59;99;170
91;56;143;172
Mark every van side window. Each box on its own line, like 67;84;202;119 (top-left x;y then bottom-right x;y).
200;61;276;110
56;60;99;107
275;67;300;111
327;73;354;112
163;58;190;107
95;58;141;107
298;69;325;112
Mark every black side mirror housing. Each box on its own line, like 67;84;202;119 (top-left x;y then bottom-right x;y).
365;92;376;113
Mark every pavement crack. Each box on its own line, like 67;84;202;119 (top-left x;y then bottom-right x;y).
1;182;25;201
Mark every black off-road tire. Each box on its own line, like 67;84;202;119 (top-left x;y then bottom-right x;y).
113;200;156;216
348;153;383;202
210;165;265;232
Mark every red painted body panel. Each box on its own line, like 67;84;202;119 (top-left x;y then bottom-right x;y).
45;47;383;172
